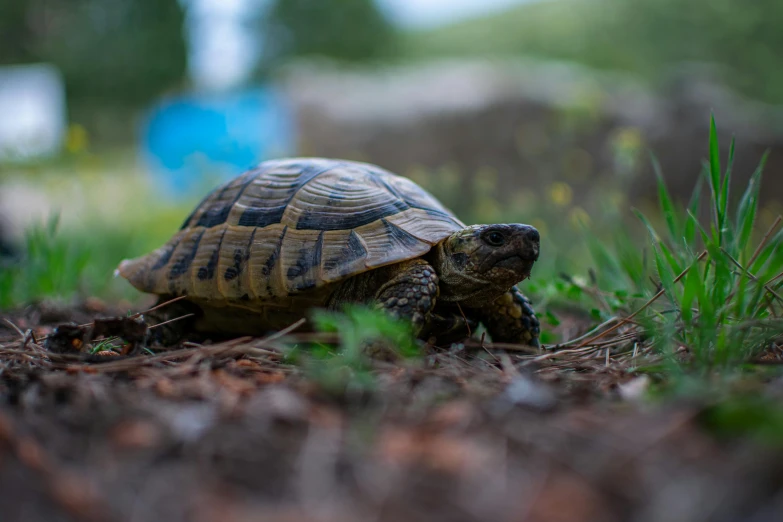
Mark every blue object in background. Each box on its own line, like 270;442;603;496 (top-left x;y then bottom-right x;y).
140;85;295;198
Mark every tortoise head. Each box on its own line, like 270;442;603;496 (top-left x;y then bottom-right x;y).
433;224;540;306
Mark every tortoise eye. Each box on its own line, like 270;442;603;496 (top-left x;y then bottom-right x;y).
484;231;506;246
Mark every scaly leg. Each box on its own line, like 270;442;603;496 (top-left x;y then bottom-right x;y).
476;286;540;347
374;259;439;336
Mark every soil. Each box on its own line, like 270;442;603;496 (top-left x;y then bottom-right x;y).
1;300;783;522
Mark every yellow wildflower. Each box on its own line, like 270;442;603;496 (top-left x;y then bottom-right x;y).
548;182;573;207
65;124;89;153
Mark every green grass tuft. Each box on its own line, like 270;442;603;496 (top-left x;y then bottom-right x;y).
0;215;91;309
286;306;421;395
591;114;783;378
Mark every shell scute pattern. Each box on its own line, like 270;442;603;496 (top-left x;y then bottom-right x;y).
321;230;367;282
247;224;287;299
118;158;465;301
218;225;256;297
280;228;325;293
284;167;409;231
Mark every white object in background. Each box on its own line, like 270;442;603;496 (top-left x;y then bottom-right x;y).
183;0;266;92
379;0;530;28
0;63;66;160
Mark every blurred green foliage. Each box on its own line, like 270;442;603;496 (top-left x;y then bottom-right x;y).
0;151;200;308
404;0;783;104
701;395;783;446
5;0;782;108
0;0;187;107
616;0;783;103
265;0;397;64
0;215;89;309
285;306;420;396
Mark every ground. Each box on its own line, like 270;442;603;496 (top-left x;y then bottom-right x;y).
1;301;782;522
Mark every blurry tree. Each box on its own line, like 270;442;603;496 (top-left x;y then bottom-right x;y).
612;0;783;103
0;0;187;107
0;2;36;64
405;0;783;104
265;0;396;63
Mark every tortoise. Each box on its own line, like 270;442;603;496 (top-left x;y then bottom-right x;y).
118;158;541;346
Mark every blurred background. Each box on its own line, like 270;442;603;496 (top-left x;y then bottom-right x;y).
1;0;782;306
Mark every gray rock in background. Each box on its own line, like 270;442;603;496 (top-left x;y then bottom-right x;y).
280;59;783;216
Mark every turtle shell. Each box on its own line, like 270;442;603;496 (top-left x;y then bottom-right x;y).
119;158;465;301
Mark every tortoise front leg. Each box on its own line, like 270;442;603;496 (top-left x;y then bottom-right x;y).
477;286;540;347
374;259;439;336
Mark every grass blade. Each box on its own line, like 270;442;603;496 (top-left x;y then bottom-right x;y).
586;233;624;286
749;217;783;271
736;151;768;258
708;114;723;241
652;152;680;240
720;136;735;236
680;258;702;323
683;175;703;247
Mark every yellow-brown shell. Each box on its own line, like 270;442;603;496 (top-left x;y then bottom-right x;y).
118;158;465;301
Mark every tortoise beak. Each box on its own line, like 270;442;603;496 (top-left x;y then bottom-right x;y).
495;254;536;278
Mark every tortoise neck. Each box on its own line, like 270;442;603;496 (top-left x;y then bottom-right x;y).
430;242;510;308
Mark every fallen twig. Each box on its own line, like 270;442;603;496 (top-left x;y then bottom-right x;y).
148;313;196;330
748;215;782;268
130;295;189;319
59;318;308;373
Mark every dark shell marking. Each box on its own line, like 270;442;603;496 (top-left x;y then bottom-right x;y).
223;226;256;282
197;228;226;281
169;229;204;278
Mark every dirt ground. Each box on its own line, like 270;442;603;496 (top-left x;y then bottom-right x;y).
2;301;783;522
